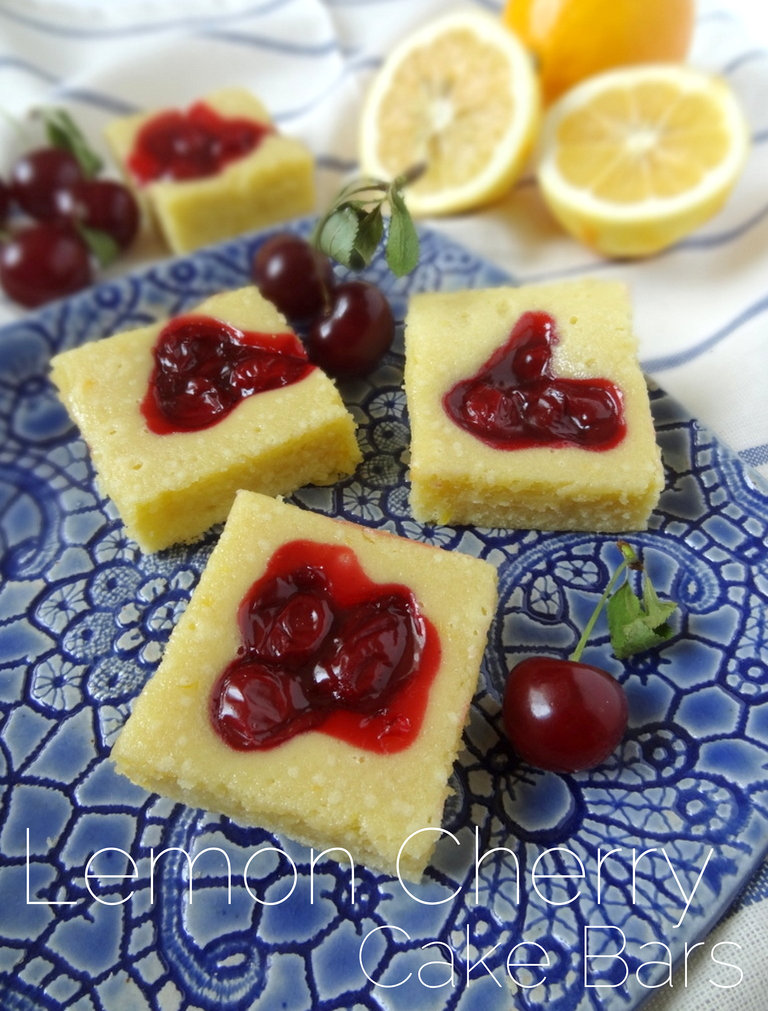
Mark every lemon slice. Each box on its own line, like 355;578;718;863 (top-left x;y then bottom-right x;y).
537;63;750;257
359;11;540;216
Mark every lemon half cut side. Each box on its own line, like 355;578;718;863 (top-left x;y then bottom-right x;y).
359;10;540;216
536;63;750;258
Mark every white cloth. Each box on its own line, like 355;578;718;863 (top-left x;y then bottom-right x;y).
1;1;766;1008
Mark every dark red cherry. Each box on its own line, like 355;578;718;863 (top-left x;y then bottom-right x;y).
54;178;140;249
252;233;335;324
0;221;92;307
502;656;628;773
241;565;334;667
0;177;10;226
10;146;84;220
305;279;395;379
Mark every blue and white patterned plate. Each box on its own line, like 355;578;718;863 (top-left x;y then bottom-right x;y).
1;223;767;1011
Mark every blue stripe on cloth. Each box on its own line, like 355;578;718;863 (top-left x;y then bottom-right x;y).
0;53;58;83
200;29;340;57
642;293;768;373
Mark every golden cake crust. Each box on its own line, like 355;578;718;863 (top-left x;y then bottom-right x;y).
111;490;498;879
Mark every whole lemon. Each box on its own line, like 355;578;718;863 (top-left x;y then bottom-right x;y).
503;0;696;103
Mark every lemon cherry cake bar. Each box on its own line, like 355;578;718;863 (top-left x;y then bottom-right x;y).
111;490;498;879
50;287;361;553
105;87;315;253
404;279;664;531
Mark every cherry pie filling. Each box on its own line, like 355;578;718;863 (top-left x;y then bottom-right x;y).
128;100;273;184
444;310;626;450
141;313;313;434
210;540;441;754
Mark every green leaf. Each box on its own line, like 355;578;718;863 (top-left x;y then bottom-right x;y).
569;540;679;663
386;185;420;277
642;571;678;633
78;224;120;267
44;108;103;178
354;206;385;265
310;165;422;279
606;578;677;660
312;205;362;268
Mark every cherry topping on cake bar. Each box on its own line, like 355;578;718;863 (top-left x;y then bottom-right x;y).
444;310;626;450
128;101;273;183
141;314;313;434
210;540;441;753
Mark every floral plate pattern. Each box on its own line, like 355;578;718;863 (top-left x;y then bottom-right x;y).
0;223;767;1011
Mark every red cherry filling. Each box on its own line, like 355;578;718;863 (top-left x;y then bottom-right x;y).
444;310;626;450
212;660;319;750
239;564;334;666
127;101;273;184
141;314;313;434
312;592;421;712
210;540;441;753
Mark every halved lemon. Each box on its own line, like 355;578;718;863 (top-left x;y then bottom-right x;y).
358;10;540;216
536;63;750;257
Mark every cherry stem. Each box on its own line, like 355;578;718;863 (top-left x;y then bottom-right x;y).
331;162;425;210
568;541;639;662
394;162;427;188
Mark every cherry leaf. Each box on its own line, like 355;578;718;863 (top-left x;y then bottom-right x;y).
44;108;103;178
312;205;362;269
354;206;385;266
570;540;679;663
607;576;677;659
386;184;420;277
77;223;120;267
311;166;422;278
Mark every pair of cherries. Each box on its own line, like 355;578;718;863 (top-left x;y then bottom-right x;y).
252;233;395;380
